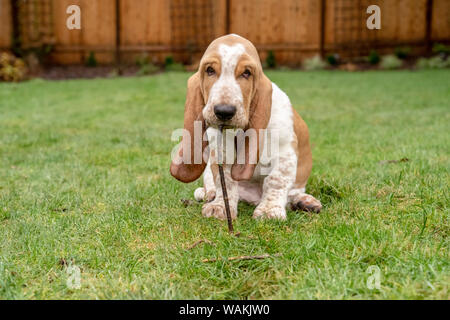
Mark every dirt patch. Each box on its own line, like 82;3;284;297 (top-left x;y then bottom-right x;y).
24;56;425;81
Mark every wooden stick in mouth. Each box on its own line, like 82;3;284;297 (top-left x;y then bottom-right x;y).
218;125;234;234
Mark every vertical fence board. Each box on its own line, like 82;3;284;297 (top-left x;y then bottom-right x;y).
324;0;335;48
213;0;227;38
51;0;116;64
80;0;115;63
396;0;427;42
120;0;171;63
324;0;435;57
0;0;12;49
364;0;427;43
121;0;171;46
51;0;83;63
432;0;450;41
229;0;322;64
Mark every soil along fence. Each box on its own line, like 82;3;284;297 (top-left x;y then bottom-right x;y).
1;0;449;65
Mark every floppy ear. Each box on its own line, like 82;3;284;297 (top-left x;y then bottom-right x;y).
231;73;272;181
170;72;209;183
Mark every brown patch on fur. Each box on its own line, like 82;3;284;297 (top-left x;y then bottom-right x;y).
291;107;312;189
170;73;208;183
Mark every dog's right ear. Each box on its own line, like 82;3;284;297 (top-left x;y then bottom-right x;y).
170;72;209;183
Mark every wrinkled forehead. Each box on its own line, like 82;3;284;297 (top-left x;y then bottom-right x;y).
200;34;261;69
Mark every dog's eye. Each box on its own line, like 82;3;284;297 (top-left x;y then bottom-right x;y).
242;69;251;79
206;66;215;76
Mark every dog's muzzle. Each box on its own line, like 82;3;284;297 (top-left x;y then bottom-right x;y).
214;104;237;121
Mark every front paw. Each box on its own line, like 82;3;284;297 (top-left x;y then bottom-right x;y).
290;193;322;213
253;204;287;220
202;201;237;220
194;188;216;202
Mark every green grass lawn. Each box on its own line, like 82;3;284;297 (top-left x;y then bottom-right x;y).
0;70;448;299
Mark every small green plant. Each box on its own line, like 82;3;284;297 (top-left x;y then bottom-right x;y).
368;50;380;65
430;56;450;68
135;53;159;76
164;55;184;72
415;58;429;69
326;54;340;66
0;52;27;82
164;56;175;67
266;50;276;68
394;47;411;60
303;55;327;71
137;63;159;76
416;56;450;69
380;55;403;70
165;63;184;72
432;43;450;56
135;53;150;67
86;51;97;67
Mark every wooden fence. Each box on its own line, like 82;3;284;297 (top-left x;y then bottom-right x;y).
1;0;449;65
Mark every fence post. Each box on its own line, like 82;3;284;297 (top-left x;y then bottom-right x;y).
11;0;21;55
115;0;122;73
225;0;231;34
425;0;433;55
319;0;326;58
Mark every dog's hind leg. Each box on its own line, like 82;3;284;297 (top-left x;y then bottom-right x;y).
288;188;322;213
289;109;322;213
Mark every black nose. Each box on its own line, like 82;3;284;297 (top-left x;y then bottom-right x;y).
214;104;236;121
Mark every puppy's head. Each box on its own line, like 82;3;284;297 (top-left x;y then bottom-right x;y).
170;34;273;183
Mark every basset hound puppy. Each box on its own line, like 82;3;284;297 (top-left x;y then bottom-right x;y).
171;34;322;220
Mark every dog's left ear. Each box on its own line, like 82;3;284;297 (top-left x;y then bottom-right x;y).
231;72;272;181
170;72;209;183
